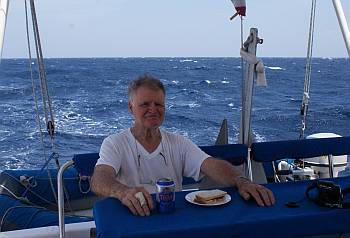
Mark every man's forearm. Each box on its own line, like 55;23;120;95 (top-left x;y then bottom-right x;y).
201;157;245;187
91;168;128;199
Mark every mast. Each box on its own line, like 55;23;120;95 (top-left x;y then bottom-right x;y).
239;28;267;183
239;28;259;147
332;0;350;57
0;0;9;57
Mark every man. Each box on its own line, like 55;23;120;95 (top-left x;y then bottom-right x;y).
91;74;275;216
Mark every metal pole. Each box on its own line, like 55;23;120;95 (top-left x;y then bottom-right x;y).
58;160;74;238
0;0;9;57
238;28;267;183
332;0;350;57
239;28;258;146
328;154;334;178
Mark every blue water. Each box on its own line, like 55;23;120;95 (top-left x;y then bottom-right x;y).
0;57;349;170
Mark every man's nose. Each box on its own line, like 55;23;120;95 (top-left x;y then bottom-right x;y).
147;103;157;112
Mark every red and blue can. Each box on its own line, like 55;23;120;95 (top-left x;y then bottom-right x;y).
156;178;175;213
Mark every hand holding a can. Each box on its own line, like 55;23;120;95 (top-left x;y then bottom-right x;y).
119;187;154;216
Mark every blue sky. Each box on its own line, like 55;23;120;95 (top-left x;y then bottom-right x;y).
2;0;350;58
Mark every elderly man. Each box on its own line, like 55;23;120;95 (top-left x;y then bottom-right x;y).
91;74;275;216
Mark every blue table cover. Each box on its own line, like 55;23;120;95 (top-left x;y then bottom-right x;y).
93;176;350;238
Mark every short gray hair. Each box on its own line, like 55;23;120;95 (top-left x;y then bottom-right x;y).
128;74;166;101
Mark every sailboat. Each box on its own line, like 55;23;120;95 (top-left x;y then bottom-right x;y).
0;0;350;237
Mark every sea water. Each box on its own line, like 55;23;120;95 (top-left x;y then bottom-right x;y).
0;57;349;170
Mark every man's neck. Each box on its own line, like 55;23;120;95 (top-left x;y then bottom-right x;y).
131;126;161;153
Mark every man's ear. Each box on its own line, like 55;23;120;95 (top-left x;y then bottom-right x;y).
128;101;133;113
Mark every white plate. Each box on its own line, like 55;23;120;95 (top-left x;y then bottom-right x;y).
185;190;231;206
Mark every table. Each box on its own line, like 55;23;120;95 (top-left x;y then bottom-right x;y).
93;177;350;238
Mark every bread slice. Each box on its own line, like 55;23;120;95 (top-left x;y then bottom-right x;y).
194;189;227;204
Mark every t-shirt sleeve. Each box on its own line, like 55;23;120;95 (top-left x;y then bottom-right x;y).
96;136;121;174
180;136;210;181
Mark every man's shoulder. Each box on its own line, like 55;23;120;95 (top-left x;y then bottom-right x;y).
104;129;131;142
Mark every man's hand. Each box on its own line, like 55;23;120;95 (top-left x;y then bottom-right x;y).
118;187;154;216
235;177;275;206
91;165;154;216
200;158;276;206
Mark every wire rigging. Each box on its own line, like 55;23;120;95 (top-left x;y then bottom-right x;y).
300;0;317;139
22;0;80;211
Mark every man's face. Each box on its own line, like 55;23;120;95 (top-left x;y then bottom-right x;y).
128;86;165;130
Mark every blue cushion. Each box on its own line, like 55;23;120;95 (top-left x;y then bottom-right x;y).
1;168;94;206
72;153;99;177
251;136;350;162
0;194;92;231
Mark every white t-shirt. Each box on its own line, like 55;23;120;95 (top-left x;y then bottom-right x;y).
96;128;209;193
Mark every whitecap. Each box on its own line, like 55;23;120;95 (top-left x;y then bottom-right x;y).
0;129;15;141
188;103;200;108
267;66;283;70
228;103;234;107
205;80;211;84
0;85;19;90
253;130;266;142
164;127;189;138
172;80;179;84
180;59;193;63
221;81;229;84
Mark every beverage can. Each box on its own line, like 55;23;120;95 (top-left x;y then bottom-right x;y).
156;178;175;213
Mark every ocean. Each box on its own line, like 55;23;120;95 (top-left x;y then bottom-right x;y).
0;57;349;170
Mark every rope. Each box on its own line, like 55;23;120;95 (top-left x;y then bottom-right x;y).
24;0;61;207
0;185;31;204
78;176;91;194
2;171;75;213
24;0;72;211
240;15;245;117
3;172;58;207
0;205;42;232
24;0;48;167
28;0;59;168
300;0;317;139
0;203;92;232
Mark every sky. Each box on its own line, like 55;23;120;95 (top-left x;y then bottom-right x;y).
2;0;350;58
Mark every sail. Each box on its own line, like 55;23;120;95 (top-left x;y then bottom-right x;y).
0;0;9;57
230;0;246;16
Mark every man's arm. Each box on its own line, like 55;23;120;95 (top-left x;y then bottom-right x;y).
200;157;275;206
91;164;154;216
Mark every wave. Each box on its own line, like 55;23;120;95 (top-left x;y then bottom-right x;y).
252;130;267;143
0;129;15;142
179;59;197;63
266;66;284;70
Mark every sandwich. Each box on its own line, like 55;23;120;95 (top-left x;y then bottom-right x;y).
194;189;227;204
